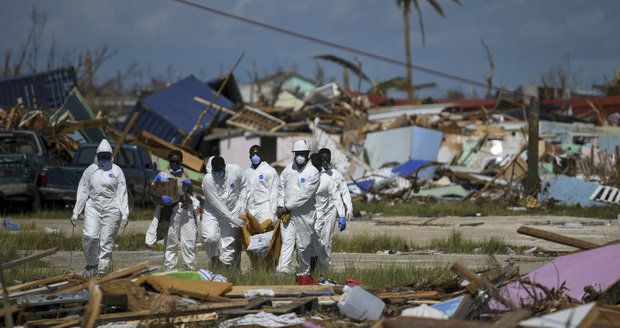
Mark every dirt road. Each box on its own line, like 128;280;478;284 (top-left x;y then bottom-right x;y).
15;214;618;252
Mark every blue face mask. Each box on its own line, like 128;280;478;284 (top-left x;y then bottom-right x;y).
251;154;261;165
99;159;110;167
213;171;225;179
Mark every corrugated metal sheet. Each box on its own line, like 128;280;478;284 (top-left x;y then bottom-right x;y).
367;103;452;122
125;75;235;144
50;88;107;143
0;67;77;109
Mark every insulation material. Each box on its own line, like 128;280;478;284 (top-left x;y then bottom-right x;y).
493;244;620;309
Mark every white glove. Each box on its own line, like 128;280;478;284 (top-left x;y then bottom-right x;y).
346;210;352;221
71;213;78;226
120;215;128;229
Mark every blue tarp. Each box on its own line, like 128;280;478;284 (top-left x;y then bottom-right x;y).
392;159;430;179
125;75;235;145
431;295;464;317
538;175;602;207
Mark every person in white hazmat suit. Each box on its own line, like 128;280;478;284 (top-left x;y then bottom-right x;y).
308;153;346;270
318;148;354;221
243;145;279;225
144;150;197;270
201;156;247;268
275;140;320;275
71;139;129;277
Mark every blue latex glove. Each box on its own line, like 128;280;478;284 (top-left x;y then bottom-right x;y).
161;195;173;205
155;173;170;183
182;178;191;186
338;217;346;231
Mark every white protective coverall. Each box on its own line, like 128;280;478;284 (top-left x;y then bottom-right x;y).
73;139;129;273
276;162;320;275
145;169;197;270
243;161;279;224
325;168;353;220
313;171;346;269
201;160;247;266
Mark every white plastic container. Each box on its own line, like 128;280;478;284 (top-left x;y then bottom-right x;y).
337;285;385;321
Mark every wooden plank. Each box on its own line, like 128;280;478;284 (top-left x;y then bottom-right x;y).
491;309;531;328
375;291;440;300
50;319;81;328
227;106;286;132
9;280;71;298
594;305;620;326
5;108;17;129
113;111;139;158
193;96;236;115
517;226;600;250
372;317;493;328
139;312;218;326
0;304;17;318
96;300;248;323
58;117;108;133
3;273;75;294
2;248;58;270
451;262;516;311
59;261;149;293
225;285;334;298
82;280;102;328
138;130;204;172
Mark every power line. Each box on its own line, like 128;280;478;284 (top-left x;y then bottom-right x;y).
172;0;509;92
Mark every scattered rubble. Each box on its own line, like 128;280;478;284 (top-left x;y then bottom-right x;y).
0;225;618;326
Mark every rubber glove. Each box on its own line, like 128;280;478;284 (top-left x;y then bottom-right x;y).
120;215;128;229
345;211;352;221
162;195;173;205
338;217;347;231
71;213;78;226
181;178;192;186
155;173;170;183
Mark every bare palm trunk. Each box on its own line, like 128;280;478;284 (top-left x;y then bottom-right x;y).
402;3;414;99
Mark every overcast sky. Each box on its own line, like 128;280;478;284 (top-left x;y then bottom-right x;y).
1;0;619;98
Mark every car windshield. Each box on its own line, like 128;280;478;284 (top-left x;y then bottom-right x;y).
0;133;40;155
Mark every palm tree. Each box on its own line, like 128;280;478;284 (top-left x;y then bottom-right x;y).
396;0;461;99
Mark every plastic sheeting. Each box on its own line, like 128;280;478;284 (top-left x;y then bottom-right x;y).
538;175;602;207
492;244;620;310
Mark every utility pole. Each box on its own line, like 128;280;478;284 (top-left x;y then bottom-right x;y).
526;100;540;194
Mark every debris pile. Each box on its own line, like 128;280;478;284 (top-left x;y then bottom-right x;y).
3;66;620;208
1;225;619;327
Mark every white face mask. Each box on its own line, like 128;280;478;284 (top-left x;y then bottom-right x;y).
295;155;307;166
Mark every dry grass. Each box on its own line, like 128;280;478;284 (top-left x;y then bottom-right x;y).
333;230;520;255
355;200;620;220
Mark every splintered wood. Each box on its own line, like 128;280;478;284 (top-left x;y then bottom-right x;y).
227;106;286;132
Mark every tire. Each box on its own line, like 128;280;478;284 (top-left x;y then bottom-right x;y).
32;189;42;213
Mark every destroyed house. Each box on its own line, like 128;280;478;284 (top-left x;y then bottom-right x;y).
122;75;235;148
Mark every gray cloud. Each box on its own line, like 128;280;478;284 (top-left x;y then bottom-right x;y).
1;0;618;96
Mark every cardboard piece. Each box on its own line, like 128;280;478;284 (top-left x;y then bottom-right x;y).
150;177;182;204
138;275;232;301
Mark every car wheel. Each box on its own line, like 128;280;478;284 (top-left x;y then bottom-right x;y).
32;189;42;213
